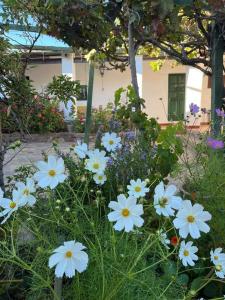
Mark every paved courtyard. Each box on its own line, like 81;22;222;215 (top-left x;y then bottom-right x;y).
4;142;73;178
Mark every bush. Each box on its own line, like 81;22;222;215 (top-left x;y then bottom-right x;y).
0;125;193;299
1;94;66;133
73;103;115;134
171;133;225;299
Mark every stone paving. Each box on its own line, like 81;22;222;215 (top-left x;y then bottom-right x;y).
4;142;73;178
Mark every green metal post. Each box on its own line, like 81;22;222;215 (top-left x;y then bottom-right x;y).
84;63;95;145
211;24;224;135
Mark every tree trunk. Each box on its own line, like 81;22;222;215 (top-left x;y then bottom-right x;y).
0;115;5;192
211;23;224;135
128;13;140;109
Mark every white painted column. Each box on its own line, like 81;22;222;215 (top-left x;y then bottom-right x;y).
135;55;143;98
61;53;75;121
185;67;204;125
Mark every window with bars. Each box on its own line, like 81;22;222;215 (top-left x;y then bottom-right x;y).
77;85;88;101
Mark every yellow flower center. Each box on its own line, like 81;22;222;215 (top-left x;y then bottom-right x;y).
93;163;100;170
10;201;16;209
23;188;30;196
183;250;189;257
98;176;103;180
65;250;73;258
214;255;218;261
135;186;141;193
109;140;114;145
216;264;222;271
122;208;130;217
159;197;168;208
187;215;195;223
48;169;56;177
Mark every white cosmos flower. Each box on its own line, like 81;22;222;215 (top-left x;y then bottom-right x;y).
179;241;198;267
85;149;109;175
153;181;183;217
173;200;212;239
0;191;25;224
101;132;121;152
157;229;170;249
74;141;88;159
215;262;225;279
127;179;149;199
13;178;36;206
93;173;107;185
33;155;67;189
108;194;144;232
48;240;88;278
210;248;225;265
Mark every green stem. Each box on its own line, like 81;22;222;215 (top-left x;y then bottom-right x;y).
84;63;94;145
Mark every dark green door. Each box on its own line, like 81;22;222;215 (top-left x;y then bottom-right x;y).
168;74;186;121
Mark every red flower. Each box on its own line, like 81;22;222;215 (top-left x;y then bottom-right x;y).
170;236;179;247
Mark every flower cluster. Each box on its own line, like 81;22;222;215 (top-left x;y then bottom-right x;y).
0;131;219;285
0;155;67;224
210;248;225;278
189;103;200;115
153;181;213;268
107;178;149;232
0;178;37;224
74;132;122;186
207;137;224;150
216;108;225;118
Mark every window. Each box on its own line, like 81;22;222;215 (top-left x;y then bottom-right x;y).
77;85;88;101
168;74;186;121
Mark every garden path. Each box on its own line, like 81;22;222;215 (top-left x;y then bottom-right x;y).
4;142;74;178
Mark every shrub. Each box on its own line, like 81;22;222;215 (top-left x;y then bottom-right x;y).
73;103;115;133
1;94;66;133
171;133;225;299
1;125;223;299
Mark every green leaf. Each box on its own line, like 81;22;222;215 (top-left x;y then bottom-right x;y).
190;276;205;291
114;87;125;107
163;260;177;277
203;282;221;298
160;0;174;17
149;60;164;72
174;0;193;5
176;274;189;286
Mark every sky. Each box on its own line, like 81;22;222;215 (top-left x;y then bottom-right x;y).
0;1;70;50
4;30;70;49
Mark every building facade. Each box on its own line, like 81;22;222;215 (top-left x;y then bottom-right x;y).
25;53;212;128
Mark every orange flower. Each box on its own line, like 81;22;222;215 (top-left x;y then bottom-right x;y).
170;236;179;247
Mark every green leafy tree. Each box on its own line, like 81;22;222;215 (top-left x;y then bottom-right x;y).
47;74;81;106
0;37;35;190
5;0;224;98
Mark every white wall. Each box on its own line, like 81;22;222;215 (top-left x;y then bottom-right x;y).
26;59;211;124
26;63;61;93
143;60;188;123
91;63;131;108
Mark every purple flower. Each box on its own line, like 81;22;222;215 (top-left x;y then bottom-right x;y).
140;152;147;160
190;103;200;114
215;108;225;117
207;137;224;149
124;131;135;141
109;119;121;131
107;157;114;166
